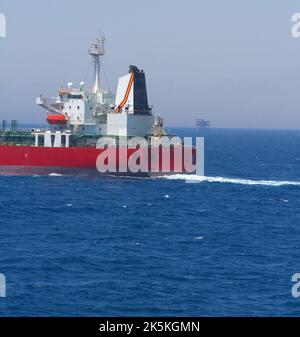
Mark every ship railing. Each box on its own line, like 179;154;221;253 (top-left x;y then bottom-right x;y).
0;129;8;143
0;127;49;134
30;128;48;133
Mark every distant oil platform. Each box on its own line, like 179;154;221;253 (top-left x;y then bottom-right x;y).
195;119;210;128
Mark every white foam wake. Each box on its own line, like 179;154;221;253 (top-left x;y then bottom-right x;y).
159;175;300;187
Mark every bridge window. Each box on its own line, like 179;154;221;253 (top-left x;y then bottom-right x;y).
68;95;83;99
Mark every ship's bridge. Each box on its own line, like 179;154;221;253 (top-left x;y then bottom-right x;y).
36;37;157;139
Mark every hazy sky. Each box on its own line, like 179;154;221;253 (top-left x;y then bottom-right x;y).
1;0;300;128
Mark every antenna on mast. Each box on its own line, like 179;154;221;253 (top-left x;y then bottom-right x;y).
89;35;105;93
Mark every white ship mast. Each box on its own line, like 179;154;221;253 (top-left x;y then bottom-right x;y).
89;36;105;93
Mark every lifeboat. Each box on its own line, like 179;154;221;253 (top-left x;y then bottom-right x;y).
58;88;71;96
47;114;68;125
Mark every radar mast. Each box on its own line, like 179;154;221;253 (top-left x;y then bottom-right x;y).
89;36;105;93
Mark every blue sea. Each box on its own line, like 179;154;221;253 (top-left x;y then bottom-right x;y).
1;128;300;316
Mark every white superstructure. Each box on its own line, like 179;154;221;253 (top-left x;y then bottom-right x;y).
36;37;166;145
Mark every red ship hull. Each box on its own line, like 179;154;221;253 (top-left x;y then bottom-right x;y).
0;145;195;176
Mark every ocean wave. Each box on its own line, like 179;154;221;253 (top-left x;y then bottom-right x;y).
159;175;300;186
48;173;64;177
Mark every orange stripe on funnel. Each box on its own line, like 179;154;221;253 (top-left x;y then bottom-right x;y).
115;73;134;113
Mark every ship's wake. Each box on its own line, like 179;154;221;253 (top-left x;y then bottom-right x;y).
48;173;64;177
159;174;300;187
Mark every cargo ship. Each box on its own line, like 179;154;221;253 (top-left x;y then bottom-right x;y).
0;37;197;176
